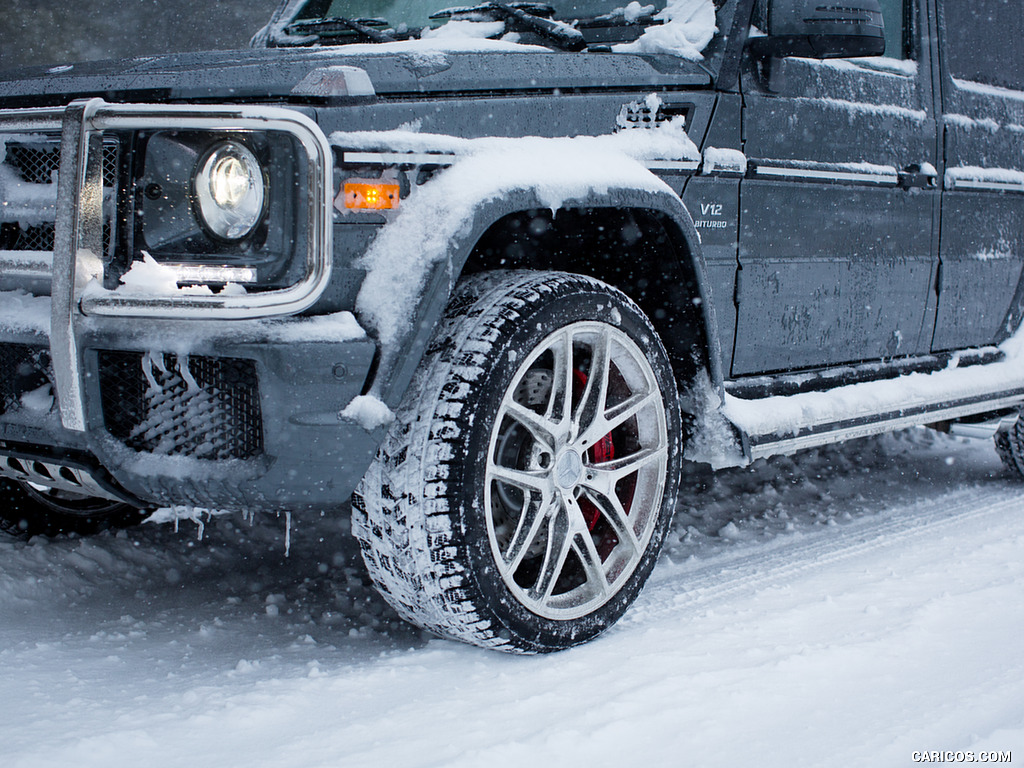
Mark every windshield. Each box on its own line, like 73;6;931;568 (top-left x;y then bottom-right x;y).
268;0;723;58
303;0;640;27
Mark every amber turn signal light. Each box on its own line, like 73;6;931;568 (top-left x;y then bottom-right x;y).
343;182;400;210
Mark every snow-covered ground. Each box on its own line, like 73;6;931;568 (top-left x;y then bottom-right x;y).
2;428;1022;767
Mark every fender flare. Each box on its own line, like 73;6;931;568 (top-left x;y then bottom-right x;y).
359;184;724;410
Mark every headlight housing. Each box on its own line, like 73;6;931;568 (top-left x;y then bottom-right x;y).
194;141;265;241
131;130;307;291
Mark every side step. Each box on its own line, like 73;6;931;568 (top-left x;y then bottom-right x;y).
722;350;1024;462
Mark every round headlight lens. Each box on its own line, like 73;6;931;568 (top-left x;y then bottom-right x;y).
194;141;265;240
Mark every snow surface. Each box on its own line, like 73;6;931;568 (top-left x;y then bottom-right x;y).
2;429;1022;767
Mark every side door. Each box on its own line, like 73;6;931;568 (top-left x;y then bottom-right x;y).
932;0;1024;352
732;0;940;376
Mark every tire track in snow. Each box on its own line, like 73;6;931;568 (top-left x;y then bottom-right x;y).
623;485;1024;627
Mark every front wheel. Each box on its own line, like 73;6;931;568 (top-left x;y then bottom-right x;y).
353;271;683;652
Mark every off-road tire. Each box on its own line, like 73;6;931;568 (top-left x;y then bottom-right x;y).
995;414;1024;479
0;478;146;538
352;270;683;652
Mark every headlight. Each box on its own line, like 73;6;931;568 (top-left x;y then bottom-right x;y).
194;141;265;241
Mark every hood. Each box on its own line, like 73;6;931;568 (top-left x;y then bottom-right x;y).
0;45;711;107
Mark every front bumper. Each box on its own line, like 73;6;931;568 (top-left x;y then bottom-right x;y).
0;309;380;509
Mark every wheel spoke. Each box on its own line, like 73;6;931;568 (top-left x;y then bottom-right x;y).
548;327;575;428
586;444;667;485
599;388;659;437
581;486;642;554
503;400;557;452
488;463;549;493
531;502;574;603
572;529;610;596
503;492;557;574
572;327;611;441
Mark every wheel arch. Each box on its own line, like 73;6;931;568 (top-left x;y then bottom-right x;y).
371;186;724;411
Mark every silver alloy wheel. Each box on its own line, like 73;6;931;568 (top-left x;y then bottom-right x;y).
485;321;669;620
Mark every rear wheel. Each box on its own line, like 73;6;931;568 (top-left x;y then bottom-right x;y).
352;270;683;652
995;412;1024;479
0;478;145;538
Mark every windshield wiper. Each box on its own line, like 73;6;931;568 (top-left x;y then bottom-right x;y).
431;2;586;52
286;16;397;44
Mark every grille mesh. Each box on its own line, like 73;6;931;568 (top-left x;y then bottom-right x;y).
0;344;54;415
98;351;264;461
1;139;119;252
3;142;119;186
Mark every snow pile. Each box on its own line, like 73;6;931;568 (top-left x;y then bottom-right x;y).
702;147;747;174
420;20;506;41
96;253;248;297
946;165;1024;189
953;77;1024;102
0;161;57;226
0;289;51;335
258;311;366;343
339;394;395;431
337;125;698;352
613;0;716;59
681;370;744;468
619;2;657;23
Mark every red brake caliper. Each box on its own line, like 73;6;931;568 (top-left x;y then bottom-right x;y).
573;370;614;531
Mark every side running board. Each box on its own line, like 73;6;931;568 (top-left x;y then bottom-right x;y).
723;352;1024;462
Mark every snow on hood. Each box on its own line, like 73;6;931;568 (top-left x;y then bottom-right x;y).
334;123;699;355
613;0;717;59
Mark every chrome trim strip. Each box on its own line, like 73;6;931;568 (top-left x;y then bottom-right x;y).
644;159;700;172
340;151;700;174
342;151;456;166
75;102;333;320
0;255;53;292
752;164;900;185
747;393;1024;461
946;177;1024;193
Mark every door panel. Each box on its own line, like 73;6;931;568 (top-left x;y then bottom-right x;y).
934;0;1024;351
737;180;934;370
734;0;938;376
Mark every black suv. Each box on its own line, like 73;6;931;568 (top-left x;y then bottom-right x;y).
1;0;1022;652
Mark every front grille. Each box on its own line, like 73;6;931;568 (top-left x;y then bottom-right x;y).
0;343;54;415
0;138;119;252
98;351;264;461
4;142;119;187
0;222;54;252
